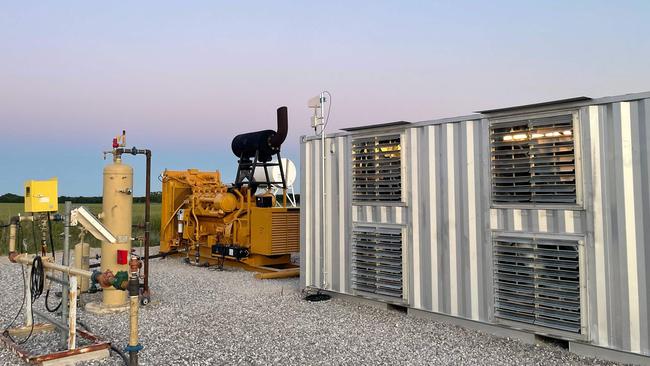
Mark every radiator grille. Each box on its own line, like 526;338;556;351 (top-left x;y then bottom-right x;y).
494;235;582;333
352;225;403;299
270;210;300;254
352;135;402;202
491;114;576;204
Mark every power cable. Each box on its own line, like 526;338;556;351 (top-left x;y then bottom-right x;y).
2;265;27;343
323;90;332;131
304;289;331;302
2;253;38;345
77;320;128;366
45;212;62;312
31;217;38;253
110;344;129;365
47;212;55;260
30;256;45;302
45;289;62;313
315;90;333;136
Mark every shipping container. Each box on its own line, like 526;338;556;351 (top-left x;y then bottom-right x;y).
301;91;650;364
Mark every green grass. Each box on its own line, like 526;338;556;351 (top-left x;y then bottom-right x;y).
0;203;161;255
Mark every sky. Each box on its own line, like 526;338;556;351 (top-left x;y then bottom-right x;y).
1;1;649;196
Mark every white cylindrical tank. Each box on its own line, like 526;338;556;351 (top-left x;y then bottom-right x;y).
253;158;296;188
74;241;90;292
101;157;132;307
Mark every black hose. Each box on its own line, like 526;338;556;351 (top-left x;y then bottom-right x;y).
76;320;90;331
304;290;331;302
45;289;61;313
44;214;63;312
31;218;38;253
77;320;128;366
2;265;32;344
111;344;129;365
6;255;44;345
30;256;44;301
19;224;23;253
47;212;55;260
5;257;41;345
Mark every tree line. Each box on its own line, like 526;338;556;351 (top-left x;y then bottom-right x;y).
1;191;299;205
0;192;163;204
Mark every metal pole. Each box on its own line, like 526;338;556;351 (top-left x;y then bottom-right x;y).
278;153;287;208
32;309;67;331
320;92;328;289
24;265;32;327
68;275;77;350
143;151;151;299
126;269;141;365
61;201;71;346
64;201;71;269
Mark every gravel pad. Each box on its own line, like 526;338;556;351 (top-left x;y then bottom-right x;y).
0;250;622;365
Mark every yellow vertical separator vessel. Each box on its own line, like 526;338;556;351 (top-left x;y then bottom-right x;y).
101;155;133;307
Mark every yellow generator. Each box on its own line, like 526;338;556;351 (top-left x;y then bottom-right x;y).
159;107;300;278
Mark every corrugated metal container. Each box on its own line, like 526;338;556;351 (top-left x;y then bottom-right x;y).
301;91;650;363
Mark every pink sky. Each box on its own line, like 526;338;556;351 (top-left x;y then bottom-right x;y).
1;1;649;195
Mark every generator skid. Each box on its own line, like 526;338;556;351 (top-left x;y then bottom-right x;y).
159;107;299;278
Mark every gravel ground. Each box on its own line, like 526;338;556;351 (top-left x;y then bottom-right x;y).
0;248;624;366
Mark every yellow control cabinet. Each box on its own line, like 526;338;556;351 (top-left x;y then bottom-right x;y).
24;178;58;213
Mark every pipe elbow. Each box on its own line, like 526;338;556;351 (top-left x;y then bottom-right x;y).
269;106;288;148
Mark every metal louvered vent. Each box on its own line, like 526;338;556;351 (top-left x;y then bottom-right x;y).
352;225;403;299
491;114;576;204
494;235;582;334
352;135;402;202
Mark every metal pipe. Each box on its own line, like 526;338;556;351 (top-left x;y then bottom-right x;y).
143;150;151;299
276;152;288;208
68;276;77;350
39;217;48;257
13;254;94;278
8;216;34;260
88;252;169;269
255;268;300;279
46;274;68;286
63;202;71;267
24;265;32;327
32;309;67;332
8;223;17;254
190;197;200;264
269;106;288;148
126;267;141;366
320;92;328;289
61;201;71;347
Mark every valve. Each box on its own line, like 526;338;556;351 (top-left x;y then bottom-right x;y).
91;269;130;291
